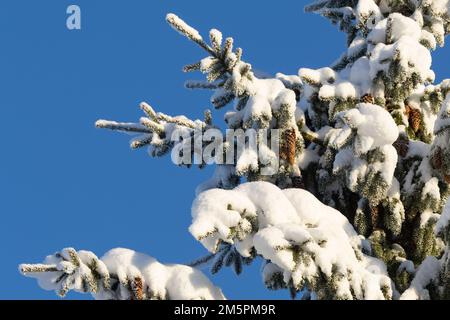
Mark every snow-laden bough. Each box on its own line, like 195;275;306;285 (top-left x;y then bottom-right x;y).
190;182;394;300
20;248;225;300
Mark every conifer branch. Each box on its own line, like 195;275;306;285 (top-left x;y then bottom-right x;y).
20;248;225;300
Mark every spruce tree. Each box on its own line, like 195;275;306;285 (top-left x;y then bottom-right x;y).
21;1;450;300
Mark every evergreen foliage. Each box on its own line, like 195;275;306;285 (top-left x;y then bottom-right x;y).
22;1;450;300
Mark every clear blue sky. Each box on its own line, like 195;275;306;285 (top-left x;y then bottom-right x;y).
0;0;448;300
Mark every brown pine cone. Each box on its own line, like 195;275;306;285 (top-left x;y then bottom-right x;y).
430;148;450;184
445;175;450;184
404;104;412;116
280;129;297;166
130;277;144;300
360;94;375;104
393;136;409;158
370;205;379;229
410;109;421;132
408;108;421;133
431;147;443;170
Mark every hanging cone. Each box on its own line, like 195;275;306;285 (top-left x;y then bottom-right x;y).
445;175;450;184
404;104;412;116
360;94;375;104
408;108;421;133
131;277;144;300
393;136;409;158
280;128;297;166
431;148;450;184
370;205;380;229
431;147;443;170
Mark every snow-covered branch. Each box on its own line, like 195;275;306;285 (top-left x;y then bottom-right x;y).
401;198;450;300
190;182;394;299
97;14;308;188
21;1;450;300
96;102;214;162
20;248;225;300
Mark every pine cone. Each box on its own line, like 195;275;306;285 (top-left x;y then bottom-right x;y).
431;147;443;170
445;175;450;184
393;136;409;158
291;176;305;189
370;205;379;229
404;104;412;116
130;277;144;300
408;107;421;133
280;129;297;166
360;94;375;104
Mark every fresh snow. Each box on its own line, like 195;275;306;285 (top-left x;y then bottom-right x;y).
190;182;393;299
21;248;225;300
